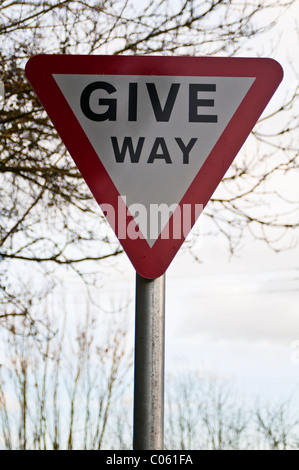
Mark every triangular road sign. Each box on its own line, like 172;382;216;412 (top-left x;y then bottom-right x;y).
25;55;283;279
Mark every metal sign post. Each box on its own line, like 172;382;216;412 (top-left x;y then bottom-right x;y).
133;273;166;450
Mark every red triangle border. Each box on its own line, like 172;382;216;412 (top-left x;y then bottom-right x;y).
25;55;283;278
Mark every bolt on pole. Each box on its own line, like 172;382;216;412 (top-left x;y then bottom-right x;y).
133;273;166;450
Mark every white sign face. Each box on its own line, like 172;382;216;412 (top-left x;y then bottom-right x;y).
54;73;255;247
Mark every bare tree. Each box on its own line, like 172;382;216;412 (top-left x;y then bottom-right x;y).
3;336;299;450
0;0;298;333
256;399;299;450
165;371;250;450
165;371;299;450
0;303;132;450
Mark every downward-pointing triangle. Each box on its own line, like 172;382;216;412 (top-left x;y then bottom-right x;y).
53;73;255;247
25;55;283;278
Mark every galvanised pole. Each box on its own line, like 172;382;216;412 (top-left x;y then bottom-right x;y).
133;273;166;450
